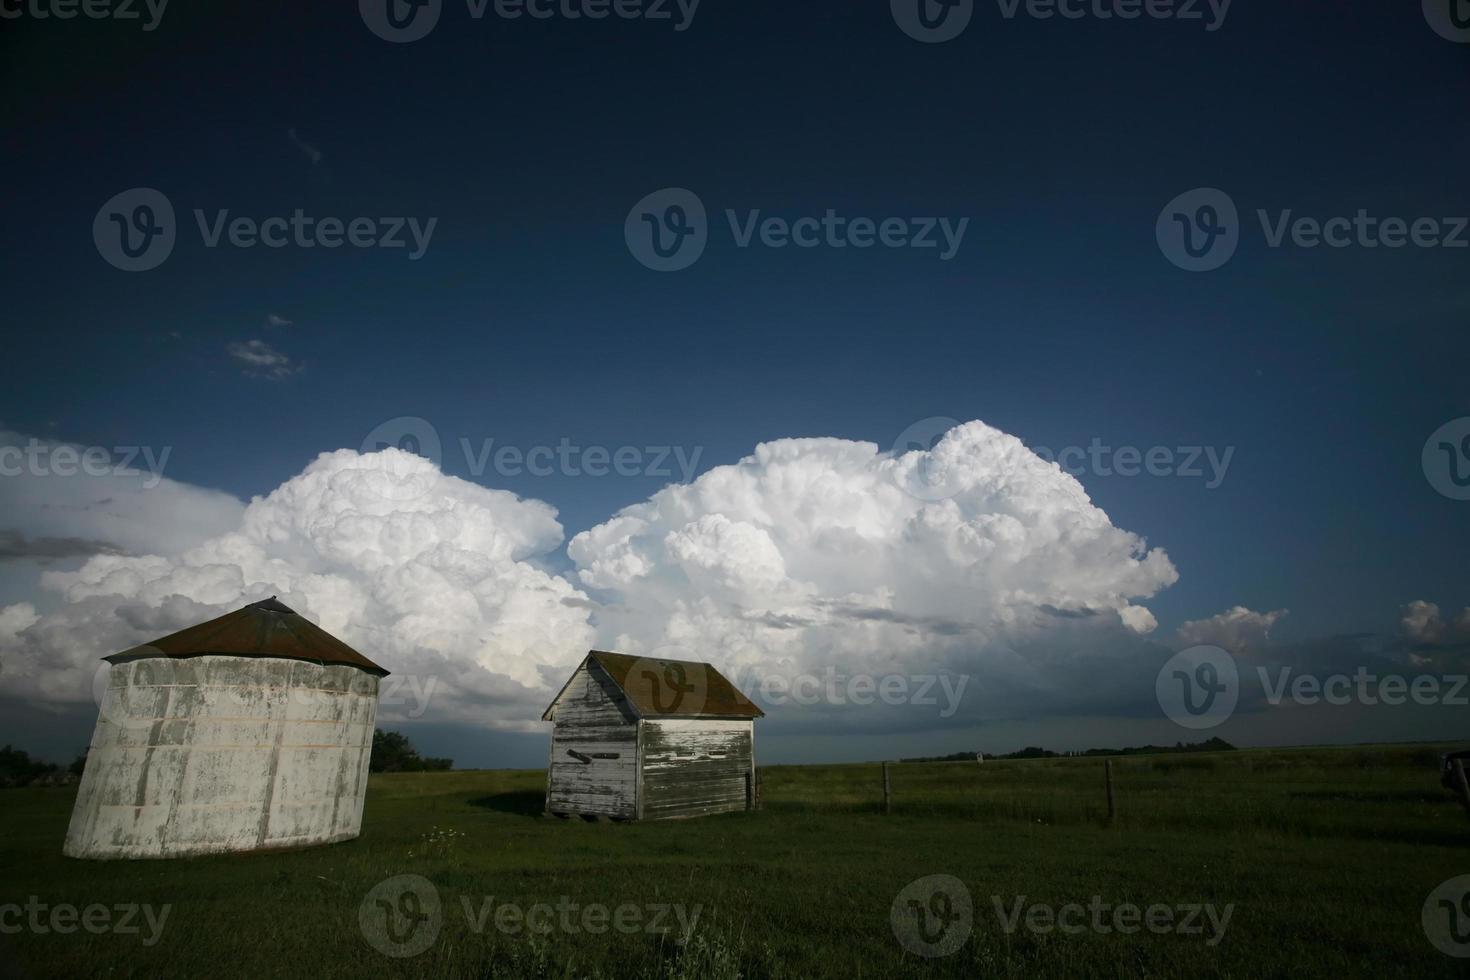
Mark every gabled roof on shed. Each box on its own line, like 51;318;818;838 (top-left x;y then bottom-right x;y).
542;650;764;721
104;597;389;676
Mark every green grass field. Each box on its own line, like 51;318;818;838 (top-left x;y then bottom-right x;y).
2;743;1467;978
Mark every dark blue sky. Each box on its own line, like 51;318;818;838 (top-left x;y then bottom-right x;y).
3;0;1467;650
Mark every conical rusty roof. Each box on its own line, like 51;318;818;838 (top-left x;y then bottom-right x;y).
105;597;389;676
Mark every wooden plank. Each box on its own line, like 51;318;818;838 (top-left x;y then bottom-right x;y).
642;785;747;805
554;726;640;743
642;764;748;782
639;720;751;744
643;784;748;803
643;765;750;780
642;793;746;808
642;756;750;777
545;791;633;816
642;799;747;818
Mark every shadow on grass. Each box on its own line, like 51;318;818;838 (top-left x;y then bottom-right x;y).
469;790;546;817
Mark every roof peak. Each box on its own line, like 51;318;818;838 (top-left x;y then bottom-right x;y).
105;598;387;676
589;649;708;669
543;649;764;720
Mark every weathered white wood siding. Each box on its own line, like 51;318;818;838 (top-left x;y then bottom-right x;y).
64;656;378;859
638;718;753;820
545;661;638;818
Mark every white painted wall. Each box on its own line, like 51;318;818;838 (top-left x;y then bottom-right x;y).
64;655;379;859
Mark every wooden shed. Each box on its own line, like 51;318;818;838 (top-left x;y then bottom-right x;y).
541;651;764;820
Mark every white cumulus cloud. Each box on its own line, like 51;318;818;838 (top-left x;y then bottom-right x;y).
0;448;594;725
1175;606;1287;654
569;422;1178;712
1;420;1184;731
1400;600;1470;645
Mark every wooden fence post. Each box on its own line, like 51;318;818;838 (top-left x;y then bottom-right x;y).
755;766;763;811
1105;759;1117;824
1453;760;1470;820
883;761;892;815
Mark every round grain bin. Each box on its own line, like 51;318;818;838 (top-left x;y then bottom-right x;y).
64;597;388;859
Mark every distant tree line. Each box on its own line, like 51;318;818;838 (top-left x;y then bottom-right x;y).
370;729;453;772
0;745;86;788
903;737;1235;764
